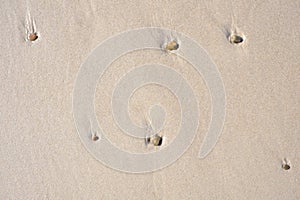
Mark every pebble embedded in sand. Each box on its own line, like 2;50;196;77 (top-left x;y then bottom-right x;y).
146;134;164;146
229;33;245;45
28;32;39;42
165;40;179;51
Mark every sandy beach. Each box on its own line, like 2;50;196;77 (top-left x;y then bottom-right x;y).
0;0;299;199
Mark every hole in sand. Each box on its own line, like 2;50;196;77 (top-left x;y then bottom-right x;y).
146;137;151;144
28;32;38;42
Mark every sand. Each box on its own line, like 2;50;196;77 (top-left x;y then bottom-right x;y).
0;0;299;199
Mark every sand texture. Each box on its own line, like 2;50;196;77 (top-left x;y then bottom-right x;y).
0;0;299;199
